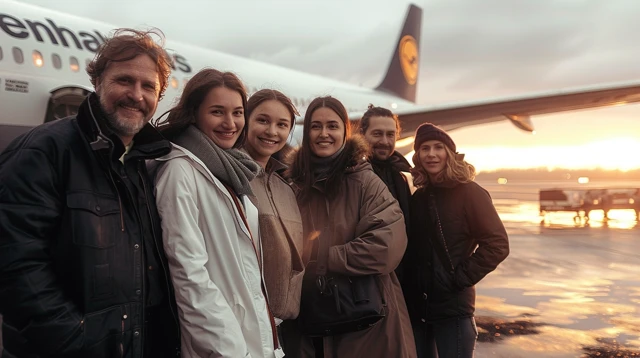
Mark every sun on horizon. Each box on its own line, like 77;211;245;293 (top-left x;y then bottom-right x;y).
403;137;640;173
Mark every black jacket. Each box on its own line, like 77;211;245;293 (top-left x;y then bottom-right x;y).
370;151;412;227
370;151;412;279
403;181;509;323
0;94;180;357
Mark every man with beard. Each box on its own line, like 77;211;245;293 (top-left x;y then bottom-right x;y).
359;105;412;275
0;29;180;357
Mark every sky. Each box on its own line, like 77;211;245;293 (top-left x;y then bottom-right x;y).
13;0;640;172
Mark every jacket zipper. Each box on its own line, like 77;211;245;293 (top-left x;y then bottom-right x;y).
138;168;181;342
116;165;146;357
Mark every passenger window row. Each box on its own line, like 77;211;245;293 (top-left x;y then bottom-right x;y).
0;46;350;112
0;45;90;72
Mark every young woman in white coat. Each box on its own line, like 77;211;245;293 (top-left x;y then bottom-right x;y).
151;69;282;358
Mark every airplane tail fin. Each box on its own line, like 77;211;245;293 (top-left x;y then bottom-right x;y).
375;4;422;103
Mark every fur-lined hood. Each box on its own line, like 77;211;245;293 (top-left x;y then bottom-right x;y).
286;134;372;175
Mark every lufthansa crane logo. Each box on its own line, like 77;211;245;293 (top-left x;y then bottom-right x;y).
398;35;418;85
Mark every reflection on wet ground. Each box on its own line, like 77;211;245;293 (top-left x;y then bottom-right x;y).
582;338;640;357
475;317;542;343
474;181;640;357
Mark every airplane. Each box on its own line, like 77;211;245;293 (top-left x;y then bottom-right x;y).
2;0;640;155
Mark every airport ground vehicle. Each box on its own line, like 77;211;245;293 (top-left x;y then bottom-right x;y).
539;188;640;223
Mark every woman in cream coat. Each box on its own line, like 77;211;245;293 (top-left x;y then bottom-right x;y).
151;69;281;358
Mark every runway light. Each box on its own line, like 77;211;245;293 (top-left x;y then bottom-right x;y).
391;103;398;109
630;199;635;204
578;177;590;184
497;178;508;185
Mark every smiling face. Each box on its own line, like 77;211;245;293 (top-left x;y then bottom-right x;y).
418;140;448;177
363;115;398;161
308;107;345;157
245;99;292;167
195;86;245;149
95;54;160;144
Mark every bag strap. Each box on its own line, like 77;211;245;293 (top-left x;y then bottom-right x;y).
225;184;280;350
427;191;455;273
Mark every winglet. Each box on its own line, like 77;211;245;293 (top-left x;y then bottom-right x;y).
375;4;423;103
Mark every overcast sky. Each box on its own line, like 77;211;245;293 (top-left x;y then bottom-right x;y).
13;0;640;170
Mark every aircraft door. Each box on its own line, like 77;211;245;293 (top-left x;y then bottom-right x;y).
44;86;90;123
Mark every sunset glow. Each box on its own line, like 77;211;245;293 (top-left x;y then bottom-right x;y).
404;137;640;172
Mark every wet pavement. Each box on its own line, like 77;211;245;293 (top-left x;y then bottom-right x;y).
474;181;640;358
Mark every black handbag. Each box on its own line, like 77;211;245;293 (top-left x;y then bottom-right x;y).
298;201;386;337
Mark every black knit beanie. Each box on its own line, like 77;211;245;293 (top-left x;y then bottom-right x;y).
413;123;456;152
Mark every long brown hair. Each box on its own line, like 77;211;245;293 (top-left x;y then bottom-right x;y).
411;144;476;188
87;28;172;100
155;68;248;148
288;96;352;202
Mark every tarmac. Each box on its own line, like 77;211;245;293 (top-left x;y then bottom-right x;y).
474;181;640;358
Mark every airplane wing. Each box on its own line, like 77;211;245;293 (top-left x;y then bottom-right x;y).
392;81;640;138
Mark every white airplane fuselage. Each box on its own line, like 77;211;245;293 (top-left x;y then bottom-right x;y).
0;1;417;151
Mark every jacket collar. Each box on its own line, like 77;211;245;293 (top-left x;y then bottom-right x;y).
266;157;287;175
429;178;460;189
370;150;412;173
76;93;171;162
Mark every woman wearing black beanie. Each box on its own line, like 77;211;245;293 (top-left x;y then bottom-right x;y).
402;123;510;358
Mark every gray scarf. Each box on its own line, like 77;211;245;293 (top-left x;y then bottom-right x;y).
174;125;260;197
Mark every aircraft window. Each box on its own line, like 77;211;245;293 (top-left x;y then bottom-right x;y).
51;54;62;69
69;56;80;72
0;46;3;61
32;50;44;68
170;76;179;89
12;47;24;64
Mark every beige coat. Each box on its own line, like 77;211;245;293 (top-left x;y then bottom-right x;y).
284;137;417;358
250;159;305;320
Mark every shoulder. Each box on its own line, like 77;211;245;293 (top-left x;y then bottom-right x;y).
459;181;491;198
159;155;196;173
0;118;85;177
347;162;390;194
344;134;370;165
271;171;293;187
412;187;428;199
155;155;199;187
2;118;80;157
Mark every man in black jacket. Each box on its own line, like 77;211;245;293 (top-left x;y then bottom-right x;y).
0;28;180;357
359;105;412;278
